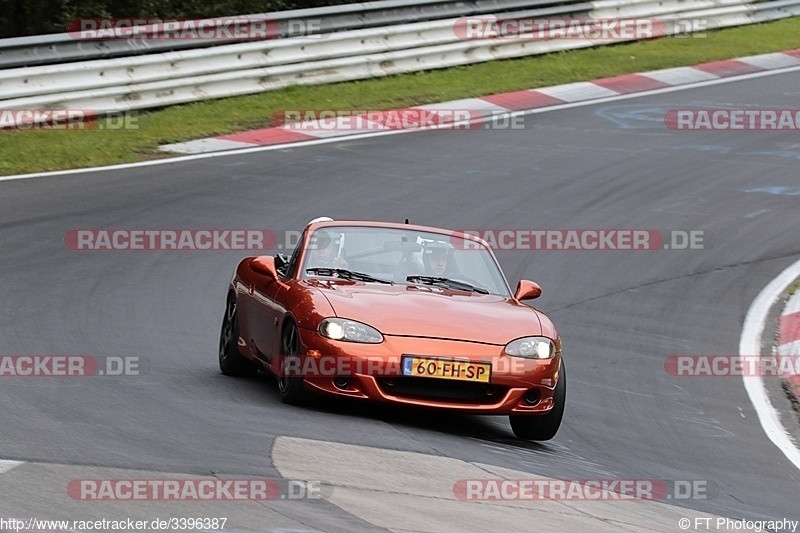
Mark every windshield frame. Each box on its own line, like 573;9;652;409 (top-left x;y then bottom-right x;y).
297;224;513;298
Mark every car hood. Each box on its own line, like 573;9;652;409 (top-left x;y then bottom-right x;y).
308;281;543;345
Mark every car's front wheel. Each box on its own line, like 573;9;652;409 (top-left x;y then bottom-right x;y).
277;321;311;405
509;360;566;441
218;293;258;377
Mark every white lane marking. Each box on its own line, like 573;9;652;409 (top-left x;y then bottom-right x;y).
1;64;800;183
740;257;800;471
0;460;23;473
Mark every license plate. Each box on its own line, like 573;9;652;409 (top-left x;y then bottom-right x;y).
401;356;491;383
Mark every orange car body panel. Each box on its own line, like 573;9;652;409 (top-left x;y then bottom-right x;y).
228;220;562;415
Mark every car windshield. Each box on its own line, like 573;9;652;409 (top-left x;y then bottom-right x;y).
301;226;511;297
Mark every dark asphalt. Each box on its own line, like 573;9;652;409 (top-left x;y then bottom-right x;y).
1;69;800;529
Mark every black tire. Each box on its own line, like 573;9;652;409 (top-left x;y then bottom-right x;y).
218;293;258;377
510;360;566;441
277;321;311;405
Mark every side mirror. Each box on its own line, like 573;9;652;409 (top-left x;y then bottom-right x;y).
250;256;278;280
515;280;542;300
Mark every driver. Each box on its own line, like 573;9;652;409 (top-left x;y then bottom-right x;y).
307;229;348;269
421;240;455;276
418;239;489;292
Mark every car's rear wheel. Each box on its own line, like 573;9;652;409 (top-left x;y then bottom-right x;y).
277;321;311;405
509;360;566;441
218;293;257;377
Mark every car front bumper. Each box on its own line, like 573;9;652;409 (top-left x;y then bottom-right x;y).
275;327;562;415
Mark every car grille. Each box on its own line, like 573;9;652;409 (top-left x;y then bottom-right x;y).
376;377;507;404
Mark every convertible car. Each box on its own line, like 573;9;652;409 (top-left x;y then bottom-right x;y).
218;220;565;441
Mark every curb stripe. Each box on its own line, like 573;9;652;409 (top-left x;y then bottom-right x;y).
779;300;800;404
778;340;800;357
415;98;508;113
220;127;316;145
480;90;565;110
694;59;766;78
639;66;720;86
740;260;800;472
779;311;800;345
535;81;620;102
159;138;258;154
737;53;800;70
592;73;671;94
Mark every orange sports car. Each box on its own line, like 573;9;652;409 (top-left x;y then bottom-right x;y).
218;219;565;441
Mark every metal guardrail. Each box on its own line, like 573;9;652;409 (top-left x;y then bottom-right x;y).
0;3;601;101
1;0;799;125
0;0;574;69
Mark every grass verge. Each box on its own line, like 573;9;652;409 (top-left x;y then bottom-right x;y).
789;280;800;296
2;17;800;176
783;381;800;424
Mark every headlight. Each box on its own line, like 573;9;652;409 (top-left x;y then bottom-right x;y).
505;336;556;359
318;318;383;343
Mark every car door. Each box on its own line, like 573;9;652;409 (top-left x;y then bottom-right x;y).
249;274;288;363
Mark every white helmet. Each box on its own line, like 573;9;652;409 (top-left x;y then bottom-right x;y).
414;237;454;271
307;216;334;225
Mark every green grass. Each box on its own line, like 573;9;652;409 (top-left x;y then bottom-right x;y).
789;280;800;296
784;381;800;423
2;17;800;175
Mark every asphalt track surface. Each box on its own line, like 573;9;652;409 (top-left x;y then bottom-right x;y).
2;69;800;531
